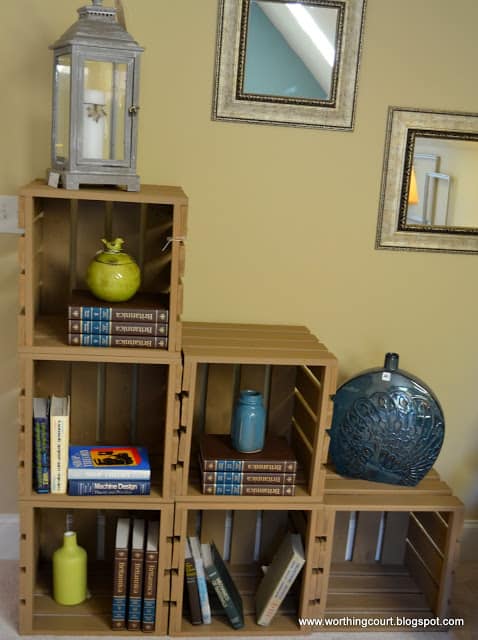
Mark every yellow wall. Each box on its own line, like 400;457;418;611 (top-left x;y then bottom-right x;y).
1;0;477;516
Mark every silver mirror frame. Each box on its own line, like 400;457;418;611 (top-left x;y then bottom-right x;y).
212;0;366;131
376;106;478;254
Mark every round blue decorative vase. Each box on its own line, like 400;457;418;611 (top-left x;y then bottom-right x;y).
329;353;445;486
231;390;266;453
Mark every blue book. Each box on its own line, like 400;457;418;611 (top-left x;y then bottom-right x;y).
68;445;150;480
68;478;151;495
68;290;169;323
188;536;211;624
33;398;50;493
67;333;168;349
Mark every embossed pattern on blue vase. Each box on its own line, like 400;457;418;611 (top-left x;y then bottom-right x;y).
329;353;445;486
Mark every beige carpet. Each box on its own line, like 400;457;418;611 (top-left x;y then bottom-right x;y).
0;560;476;639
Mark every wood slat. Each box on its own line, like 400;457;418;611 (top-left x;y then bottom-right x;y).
404;541;439;610
353;511;382;563
381;512;410;564
412;511;449;551
407;514;443;583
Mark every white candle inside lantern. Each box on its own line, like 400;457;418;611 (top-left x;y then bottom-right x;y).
82;89;106;159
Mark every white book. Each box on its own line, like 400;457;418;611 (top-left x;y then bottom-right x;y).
188;536;211;624
255;532;305;626
49;395;70;494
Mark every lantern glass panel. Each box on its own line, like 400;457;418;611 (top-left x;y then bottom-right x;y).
54;54;71;164
81;59;127;162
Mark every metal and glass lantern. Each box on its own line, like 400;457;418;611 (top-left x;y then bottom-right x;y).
50;0;143;191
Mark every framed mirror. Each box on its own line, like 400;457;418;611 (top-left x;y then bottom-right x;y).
212;0;367;130
376;107;478;254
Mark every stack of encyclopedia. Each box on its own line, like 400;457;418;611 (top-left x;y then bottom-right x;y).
67;446;151;496
112;517;160;632
199;433;298;496
67;289;169;349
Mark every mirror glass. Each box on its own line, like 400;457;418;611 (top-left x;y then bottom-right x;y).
376;107;478;254
403;135;478;229
241;1;340;102
213;0;366;130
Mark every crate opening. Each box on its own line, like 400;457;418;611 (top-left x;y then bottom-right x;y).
179;508;311;634
32;360;170;497
326;509;451;625
31;197;174;345
32;507;166;634
186;362;330;498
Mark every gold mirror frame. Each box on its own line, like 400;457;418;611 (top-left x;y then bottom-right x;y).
212;0;367;130
376;107;478;254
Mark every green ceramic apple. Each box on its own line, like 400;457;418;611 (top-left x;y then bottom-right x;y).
86;238;141;302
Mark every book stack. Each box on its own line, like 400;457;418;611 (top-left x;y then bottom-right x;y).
112;517;160;632
184;536;244;629
67;445;151;496
33;395;70;495
199;433;298;496
67;289;169;349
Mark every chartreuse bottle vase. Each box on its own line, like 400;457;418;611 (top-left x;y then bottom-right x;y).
52;531;87;605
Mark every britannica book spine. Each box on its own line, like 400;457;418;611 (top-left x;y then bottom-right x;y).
67;334;168;349
112;517;131;630
202;459;297;473
127;519;146;631
141;521;160;632
68;304;168;323
68;319;168;337
201;469;296;485
202;483;295;496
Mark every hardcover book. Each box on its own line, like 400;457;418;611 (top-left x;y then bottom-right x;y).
68;319;168;337
201;468;296;485
188;536;211;624
199;434;298;473
112;517;131;630
68;289;169;323
68;478;151;496
202;483;295;496
142;520;160;632
68;445;151;480
255;532;305;626
49;395;70;494
33;397;50;493
184;539;202;625
201;542;244;629
127;518;146;631
67;333;168;349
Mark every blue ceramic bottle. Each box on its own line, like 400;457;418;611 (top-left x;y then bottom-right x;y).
231;390;266;453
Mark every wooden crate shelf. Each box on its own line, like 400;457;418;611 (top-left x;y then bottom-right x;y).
18;356;182;501
169;502;323;636
18;180;187;354
312;491;464;629
18;503;174;636
176;321;338;500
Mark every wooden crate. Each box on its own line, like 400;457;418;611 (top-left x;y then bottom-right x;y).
176;322;338;499
169;502;324;636
19;356;182;500
311;489;464;630
18;502;174;636
18;180;188;353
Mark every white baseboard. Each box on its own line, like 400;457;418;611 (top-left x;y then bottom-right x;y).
0;513;477;563
0;514;19;560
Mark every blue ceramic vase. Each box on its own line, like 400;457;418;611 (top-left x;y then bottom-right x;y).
231;390;266;453
329;353;445;486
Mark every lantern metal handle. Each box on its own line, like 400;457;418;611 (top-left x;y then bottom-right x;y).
129;105;140;115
